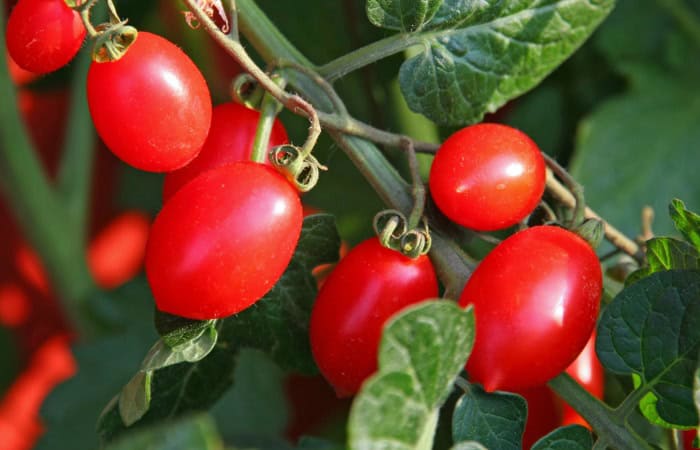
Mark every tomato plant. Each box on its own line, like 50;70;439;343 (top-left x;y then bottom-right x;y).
146;162;302;319
162;101;288;201
429;123;546;231
5;0;85;74
459;225;602;392
1;1;699;450
310;238;438;397
87;31;212;172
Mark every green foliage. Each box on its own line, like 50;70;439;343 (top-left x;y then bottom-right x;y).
531;425;593;450
396;0;614;125
571;68;700;240
104;414;223;450
451;385;526;450
96;214;340;443
597;270;700;428
670;199;700;251
348;301;475;450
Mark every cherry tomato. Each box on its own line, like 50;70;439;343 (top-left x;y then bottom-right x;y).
5;0;86;74
561;332;604;428
459;225;602;392
284;374;350;443
309;238;438;397
684;429;698;450
87;211;150;289
6;50;39;85
162;102;288;201
429;123;546;231
87;32;212;172
519;386;562;450
146;162;302;320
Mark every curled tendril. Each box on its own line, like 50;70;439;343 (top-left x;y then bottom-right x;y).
373;210;432;258
231;74;264;110
373;210;408;249
92;23;138;63
269;145;326;193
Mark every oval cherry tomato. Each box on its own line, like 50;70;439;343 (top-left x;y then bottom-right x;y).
5;0;86;74
162;102;288;201
561;331;604;428
429;123;546;231
87;211;150;289
87;32;212;172
310;238;438;397
459;225;602;392
146;162;302;319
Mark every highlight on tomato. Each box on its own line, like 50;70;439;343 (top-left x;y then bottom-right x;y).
309;237;438;397
429;123;546;231
5;0;86;74
162;101;288;201
146;162;303;320
459;225;602;392
87;31;212;172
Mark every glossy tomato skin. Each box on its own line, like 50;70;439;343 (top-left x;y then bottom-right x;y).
146;162;302;320
310;238;438;397
429;123;546;231
87;32;212;172
5;0;86;74
459;225;602;392
162;102;288;201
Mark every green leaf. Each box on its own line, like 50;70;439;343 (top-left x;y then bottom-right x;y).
627;237;700;285
399;0;614;125
38;278;157;450
530;425;593;450
366;0;443;32
451;385;526;450
104;414;223;450
296;436;347;450
450;443;488;450
670;199;700;251
348;301;475;450
597;270;700;428
154;311;216;349
96;215;340;443
570;68;700;242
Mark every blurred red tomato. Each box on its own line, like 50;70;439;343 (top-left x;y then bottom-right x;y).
560;332;604;428
519;386;562;449
284;374;350;443
88;211;150;289
0;334;75;450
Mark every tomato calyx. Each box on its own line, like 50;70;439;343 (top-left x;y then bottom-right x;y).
72;0;138;62
373;209;432;258
572;218;605;249
269;144;326;192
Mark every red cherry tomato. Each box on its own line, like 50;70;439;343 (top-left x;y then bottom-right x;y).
162;102;288;201
309;238;438;397
459;225;602;392
684;429;698;450
429;123;546;231
146;162;302;320
561;332;604;428
5;0;86;74
519;386;562;450
6;50;39;85
87;32;212;172
87;211;150;289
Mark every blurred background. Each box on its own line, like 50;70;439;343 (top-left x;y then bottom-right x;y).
1;0;699;449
